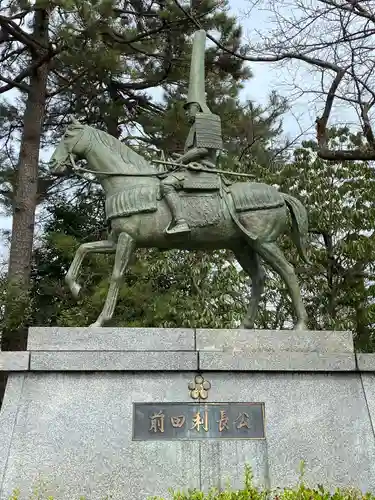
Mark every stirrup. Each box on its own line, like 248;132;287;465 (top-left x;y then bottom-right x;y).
165;220;191;235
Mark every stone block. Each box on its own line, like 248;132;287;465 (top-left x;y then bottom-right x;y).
0;373;200;500
2;327;375;498
1;370;375;497
196;329;354;353
356;353;375;372
30;351;198;371
0;372;375;500
199;351;356;371
27;327;194;351
359;374;375;440
203;372;375;491
200;440;269;491
0;375;25;491
0;352;29;371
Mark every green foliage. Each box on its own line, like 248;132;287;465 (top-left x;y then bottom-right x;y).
6;465;374;499
151;464;374;499
2;0;253;205
252;127;375;348
0;273;34;350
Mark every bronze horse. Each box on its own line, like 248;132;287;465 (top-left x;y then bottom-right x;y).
49;118;310;329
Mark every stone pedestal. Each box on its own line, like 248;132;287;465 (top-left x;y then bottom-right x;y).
1;328;375;499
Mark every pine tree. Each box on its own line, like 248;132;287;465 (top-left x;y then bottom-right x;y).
0;0;255;348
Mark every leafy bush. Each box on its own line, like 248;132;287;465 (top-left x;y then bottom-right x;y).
7;465;375;499
150;465;375;500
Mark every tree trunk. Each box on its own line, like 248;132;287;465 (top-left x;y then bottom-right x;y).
1;9;49;351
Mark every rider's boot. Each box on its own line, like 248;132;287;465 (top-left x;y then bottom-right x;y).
163;188;190;235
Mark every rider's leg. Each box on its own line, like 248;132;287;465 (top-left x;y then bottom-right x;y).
161;177;190;234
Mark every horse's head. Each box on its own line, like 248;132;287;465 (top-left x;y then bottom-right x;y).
49;117;86;176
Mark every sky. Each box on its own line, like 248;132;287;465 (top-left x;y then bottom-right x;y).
0;0;357;263
231;0;318;136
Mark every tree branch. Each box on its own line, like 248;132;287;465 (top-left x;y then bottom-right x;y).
360;101;375;148
0;46;26;64
315;69;375;160
99;6;214;48
173;0;375;162
46;68;87;98
319;0;375;24
98;15;185;46
0;44;64;94
0;74;30;93
315;69;345;156
0;15;45;52
110;53;172;91
113;8;159;18
172;0;342;72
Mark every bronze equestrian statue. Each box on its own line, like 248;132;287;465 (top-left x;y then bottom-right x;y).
49;30;310;330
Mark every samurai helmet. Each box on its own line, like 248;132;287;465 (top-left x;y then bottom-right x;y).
184;30;211;113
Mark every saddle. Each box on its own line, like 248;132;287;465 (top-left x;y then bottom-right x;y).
182;169;221;191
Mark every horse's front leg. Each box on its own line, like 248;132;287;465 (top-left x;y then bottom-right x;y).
66;240;116;298
90;232;135;327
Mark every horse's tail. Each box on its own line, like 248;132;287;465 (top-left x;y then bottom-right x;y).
282;193;311;264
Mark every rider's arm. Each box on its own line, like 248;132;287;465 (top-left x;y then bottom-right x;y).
178;146;209;164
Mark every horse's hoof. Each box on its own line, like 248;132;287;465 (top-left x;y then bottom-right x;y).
89;322;102;328
240;322;254;330
294;321;307;331
71;282;81;298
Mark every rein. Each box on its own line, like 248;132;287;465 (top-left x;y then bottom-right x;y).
69;155;255;179
69;154;165;177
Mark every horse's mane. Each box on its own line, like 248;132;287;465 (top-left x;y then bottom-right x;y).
88;126;157;174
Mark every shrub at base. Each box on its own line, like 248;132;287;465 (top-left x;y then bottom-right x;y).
7;465;375;499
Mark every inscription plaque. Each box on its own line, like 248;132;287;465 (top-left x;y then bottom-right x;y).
132;402;265;441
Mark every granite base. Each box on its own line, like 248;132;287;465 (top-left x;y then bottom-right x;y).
0;328;374;499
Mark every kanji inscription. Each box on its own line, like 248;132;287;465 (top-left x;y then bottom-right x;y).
133;403;265;441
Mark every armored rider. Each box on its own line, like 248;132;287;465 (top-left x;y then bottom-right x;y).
161;29;223;235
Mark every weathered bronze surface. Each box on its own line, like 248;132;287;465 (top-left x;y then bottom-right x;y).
49;28;311;330
133;402;265;441
160;30;223;235
49;117;310;330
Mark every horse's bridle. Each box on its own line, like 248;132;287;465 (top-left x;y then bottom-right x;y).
68;154;166;178
66;126;167;178
65;125;255;179
69;128;168;177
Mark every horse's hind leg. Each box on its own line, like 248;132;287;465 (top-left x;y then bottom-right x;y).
234;244;265;329
66;240;116;298
90;232;135;327
255;241;307;330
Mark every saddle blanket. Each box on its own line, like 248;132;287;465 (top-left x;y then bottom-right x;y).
229;182;284;212
105;185;223;228
105;185;158;220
